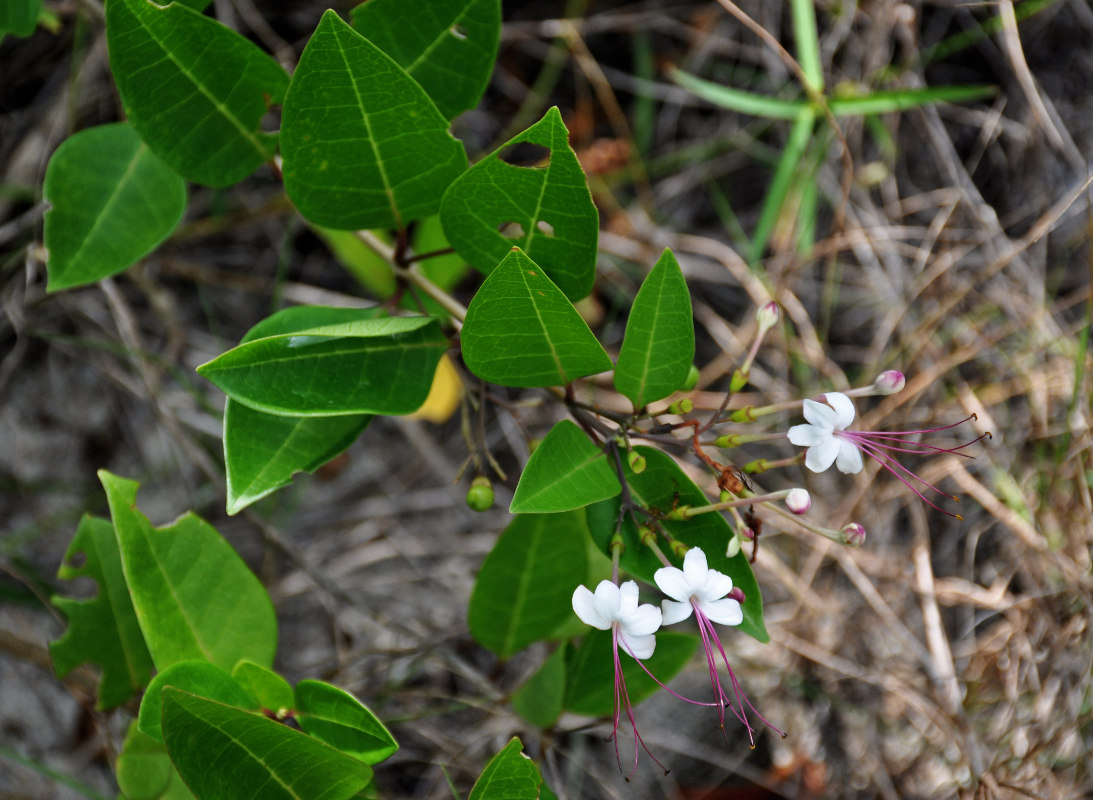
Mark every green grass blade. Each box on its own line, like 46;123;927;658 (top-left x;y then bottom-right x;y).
790;0;823;91
829;85;995;116
669;67;806;120
750;107;815;263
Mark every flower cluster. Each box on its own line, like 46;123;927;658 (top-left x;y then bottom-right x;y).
571;547;782;777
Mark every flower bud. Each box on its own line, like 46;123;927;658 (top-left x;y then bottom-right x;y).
680;364;701;391
840;522;866;547
729;368;749;393
627;450;647;474
667;398;693;415
756;301;780;332
785;488;811;514
872;370;906;395
465;476;494;512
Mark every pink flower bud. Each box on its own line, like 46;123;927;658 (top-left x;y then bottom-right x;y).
756;301;780;332
784;488;811;514
873;370;905;395
840;522;866;547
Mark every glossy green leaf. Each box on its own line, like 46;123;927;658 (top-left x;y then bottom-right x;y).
232;660;295;713
585;447;767;642
198;315;448;417
105;0;288;187
614;248;694;409
511;645;568;728
43;123;186;292
282;10;468;230
162;689;373;800
223;306;379;515
565;630;696;717
295;680;398;765
461;248;611;387
468;512;588;658
116;722;196;800
1;0;41;39
440;107;598;300
510;420;620;513
468;738;542;800
139;661;257;743
99;471;278;672
50;514;154;710
350;0;500;119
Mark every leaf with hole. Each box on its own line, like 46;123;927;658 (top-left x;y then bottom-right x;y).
350;0;500;119
440;107;598;300
199;315;448;417
468;512;588;659
43;123;186;292
162;689;373;800
614;248;695;409
461;248;611;387
468;738;543;800
50;514;154;710
105;0;288;187
222;306;379;515
510;420;620;513
282;10;468;230
99;471;278;672
295;680;398;765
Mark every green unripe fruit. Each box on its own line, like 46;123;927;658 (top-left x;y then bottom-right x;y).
680;364;700;391
466;476;494;512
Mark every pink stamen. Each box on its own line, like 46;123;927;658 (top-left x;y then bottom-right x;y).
612;627;669;779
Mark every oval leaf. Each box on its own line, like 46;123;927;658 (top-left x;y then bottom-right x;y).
197;315;448;417
440;107;598;300
350;0;500;119
105;0;288;187
511;644;568;729
510;419;620;513
162;689;372;800
0;0;41;38
99;471;278;671
232;660;295;714
468;738;542;800
461;248;611;387
116;722;196;800
294;680;398;765
282;10;468;230
614;248;695;409
43;123;186;292
138;661;257;743
468;512;588;658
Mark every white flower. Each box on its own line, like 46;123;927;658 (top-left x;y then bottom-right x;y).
571;580;661;659
653;547;743;627
786;391;864;474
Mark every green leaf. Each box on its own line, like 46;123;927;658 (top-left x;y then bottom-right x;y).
223;306;380;514
116;722;196;800
139;661;258;743
282;10;468;230
828;85;996;116
564;630;696;717
350;0;500;120
198;315;448;417
440;107;598;300
511;645;568;728
614;248;695;409
295;680;399;766
468;738;542;800
468;512;588;658
49;514;154;710
162;689;372;800
99;471;278;671
232;660;295;713
461;248;611;387
43;123;186;292
105;0;289;187
0;0;41;38
510;420;620;513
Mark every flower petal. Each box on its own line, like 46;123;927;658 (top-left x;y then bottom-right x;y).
787;423;826;446
619;632;656;660
623;603;662;636
653;566;691;602
660;599;693;625
823;392;856;430
804;438;840;472
617;580;640;616
682;547;709;587
801;398;837;430
572;585;610;629
834;438;864;474
702;597;743;626
697;569;733;603
592;580;622;622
